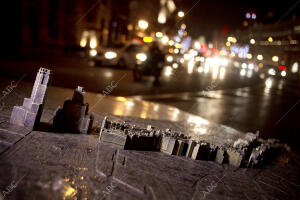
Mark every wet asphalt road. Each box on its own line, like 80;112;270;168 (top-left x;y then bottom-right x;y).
0;53;299;152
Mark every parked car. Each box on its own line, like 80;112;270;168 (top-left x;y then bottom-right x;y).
93;43;148;69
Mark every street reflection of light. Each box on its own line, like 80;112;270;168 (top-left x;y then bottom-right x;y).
242;63;247;69
221;58;228;66
257;54;263;60
161;36;169;44
190;49;198;56
268;68;276;76
167;55;173;62
90;37;97;49
153;104;159;111
104;71;113;78
248;63;254;70
174;48;179;54
219;67;226;80
272;56;279;62
198;66;203;73
126;101;135;107
164;66;173;76
188;59;194;74
250;38;255;44
281;71;286;77
168;40;175;46
89;49;97;57
212;66;219;79
240;69;246;76
172;63;178;69
265;78;272;88
247;53;252;59
180;58;184;63
291;62;298;73
184;53;192;60
116;97;126;102
260;73;265;79
247;70;253;78
204;63;209;73
155;32;163;38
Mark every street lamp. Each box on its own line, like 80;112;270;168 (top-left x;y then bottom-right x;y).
178;11;184;18
250;38;255;44
138;20;149;30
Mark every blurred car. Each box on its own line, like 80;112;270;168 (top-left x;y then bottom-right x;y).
93;43;147;69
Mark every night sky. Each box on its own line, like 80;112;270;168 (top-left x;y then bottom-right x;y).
176;0;300;40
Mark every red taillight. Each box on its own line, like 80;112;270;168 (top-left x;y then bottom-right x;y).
278;65;286;71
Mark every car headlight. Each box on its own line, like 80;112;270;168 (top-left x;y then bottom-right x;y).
105;51;117;59
89;49;97;57
136;53;147;62
268;68;276;76
167;55;173;62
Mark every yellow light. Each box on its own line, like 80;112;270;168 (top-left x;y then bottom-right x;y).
116;97;126;102
143;37;153;43
232;37;237;43
268;37;273;42
169;48;174;54
227;37;233;42
168;40;175;46
138;20;149;30
161;36;169;44
272;56;279;62
219;50;227;56
156;32;163;38
175;43;181;49
257;54;263;60
247;53;252;59
80;39;87;47
178;11;184;18
250;38;255;44
226;42;231;47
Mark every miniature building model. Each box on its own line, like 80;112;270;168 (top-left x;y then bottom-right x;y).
52;86;93;134
99;117;289;168
10;68;51;129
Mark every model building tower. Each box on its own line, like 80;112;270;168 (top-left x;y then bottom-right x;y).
10;68;51;129
52;86;93;134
